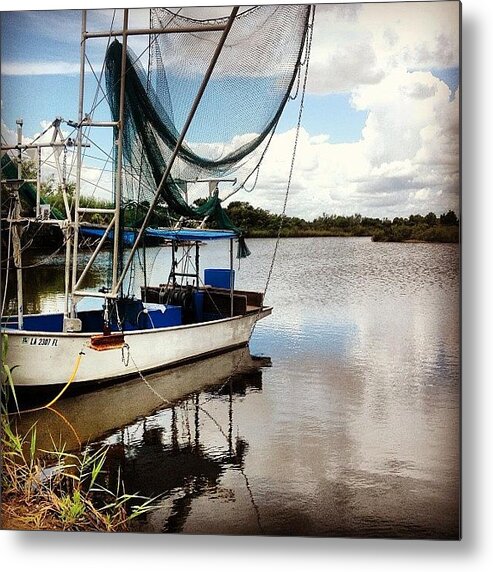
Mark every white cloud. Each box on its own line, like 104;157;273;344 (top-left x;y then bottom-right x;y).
2;61;82;76
307;2;460;95
1;119;18;146
2;3;460;220
226;66;459;220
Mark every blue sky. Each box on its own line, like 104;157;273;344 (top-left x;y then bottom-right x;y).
0;8;372;143
1;3;461;219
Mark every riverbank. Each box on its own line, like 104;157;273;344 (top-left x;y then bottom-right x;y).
0;415;153;532
244;227;459;242
3;194;460;248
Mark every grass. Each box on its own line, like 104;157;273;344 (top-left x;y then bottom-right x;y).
1;417;158;531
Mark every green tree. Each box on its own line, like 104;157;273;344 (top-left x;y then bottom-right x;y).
424;212;437;226
440;210;459;226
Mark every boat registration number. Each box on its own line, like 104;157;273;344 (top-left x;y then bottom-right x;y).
21;337;58;347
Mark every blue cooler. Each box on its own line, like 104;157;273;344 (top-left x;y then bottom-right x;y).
204;268;235;290
144;304;182;328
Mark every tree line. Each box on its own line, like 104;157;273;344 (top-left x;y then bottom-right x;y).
41;190;460;243
224;201;460;243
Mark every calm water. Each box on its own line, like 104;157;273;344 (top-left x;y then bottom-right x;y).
10;237;460;538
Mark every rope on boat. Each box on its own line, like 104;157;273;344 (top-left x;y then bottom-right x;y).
126;349;171;406
43;348;86;409
6;345;87;416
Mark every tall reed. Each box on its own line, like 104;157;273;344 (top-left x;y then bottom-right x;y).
1;417;158;531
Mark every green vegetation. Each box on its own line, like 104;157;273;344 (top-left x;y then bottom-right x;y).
33;177;171;228
1;419;156;531
367;210;459;243
43;180;114;225
224;202;460;243
32;187;462;243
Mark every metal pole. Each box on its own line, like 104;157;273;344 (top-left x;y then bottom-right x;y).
36;146;41;218
80;120;119;127
112;8;129;295
1;143;88;151
13;119;24;329
230;238;234;317
78;207;116;214
12;201;24;330
73;218;116;291
83;23;227;39
70;9;87;316
114;6;240;294
171;240;176;286
16;119;23;179
195;241;200;288
63;224;72;317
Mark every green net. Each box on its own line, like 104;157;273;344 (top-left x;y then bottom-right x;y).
104;4;311;251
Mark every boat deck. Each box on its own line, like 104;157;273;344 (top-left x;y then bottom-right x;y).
1;287;266;335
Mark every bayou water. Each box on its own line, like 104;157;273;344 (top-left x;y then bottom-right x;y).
8;237;460;538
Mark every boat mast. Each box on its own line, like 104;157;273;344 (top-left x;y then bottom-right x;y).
112;9;129;296
70;9;87;317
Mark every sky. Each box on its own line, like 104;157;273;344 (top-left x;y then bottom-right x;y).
0;1;460;220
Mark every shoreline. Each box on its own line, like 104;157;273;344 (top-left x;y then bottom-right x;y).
245;232;459;243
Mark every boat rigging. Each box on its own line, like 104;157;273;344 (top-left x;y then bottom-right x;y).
0;5;314;393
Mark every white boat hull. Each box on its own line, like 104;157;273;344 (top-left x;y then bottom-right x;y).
4;308;272;388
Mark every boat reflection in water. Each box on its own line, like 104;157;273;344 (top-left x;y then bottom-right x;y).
13;347;270;533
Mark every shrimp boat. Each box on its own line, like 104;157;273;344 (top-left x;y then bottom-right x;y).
0;5;313;391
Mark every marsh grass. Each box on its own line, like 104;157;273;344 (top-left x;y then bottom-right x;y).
1;411;158;532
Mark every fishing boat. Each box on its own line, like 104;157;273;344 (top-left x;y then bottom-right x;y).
0;5;313;392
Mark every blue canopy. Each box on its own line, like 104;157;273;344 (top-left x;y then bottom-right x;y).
80;226;237;245
147;228;237;241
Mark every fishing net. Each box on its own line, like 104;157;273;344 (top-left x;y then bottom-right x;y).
104;4;311;241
